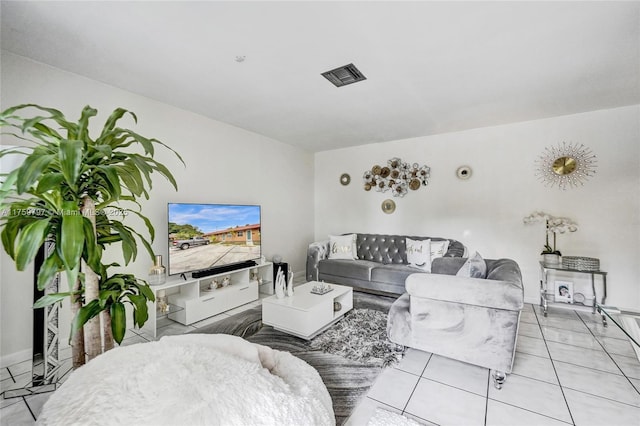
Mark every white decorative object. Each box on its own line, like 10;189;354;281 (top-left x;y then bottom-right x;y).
542;253;560;266
286;270;294;297
148;254;167;286
222;276;230;287
275;269;286;299
523;211;578;256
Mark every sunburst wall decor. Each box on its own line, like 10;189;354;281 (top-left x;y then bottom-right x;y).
535;142;597;190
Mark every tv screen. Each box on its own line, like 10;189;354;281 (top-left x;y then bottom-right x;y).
168;203;261;276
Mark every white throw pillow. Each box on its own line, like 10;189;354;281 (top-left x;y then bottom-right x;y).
406;238;431;272
430;240;450;259
328;234;357;260
456;251;487;279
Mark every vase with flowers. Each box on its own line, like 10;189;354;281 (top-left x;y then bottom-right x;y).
523;211;578;266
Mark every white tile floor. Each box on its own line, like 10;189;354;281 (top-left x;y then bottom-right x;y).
346;304;640;426
1;302;639;425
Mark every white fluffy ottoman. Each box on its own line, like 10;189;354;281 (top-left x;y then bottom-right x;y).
37;334;335;425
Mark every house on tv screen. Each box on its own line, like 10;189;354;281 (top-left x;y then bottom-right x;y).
205;224;261;245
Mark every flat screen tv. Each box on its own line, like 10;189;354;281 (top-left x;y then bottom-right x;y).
168;203;261;277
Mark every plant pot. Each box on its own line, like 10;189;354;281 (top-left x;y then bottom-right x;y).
542;253;560;266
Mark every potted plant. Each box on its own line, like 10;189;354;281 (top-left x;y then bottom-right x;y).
0;104;183;368
523;211;578;266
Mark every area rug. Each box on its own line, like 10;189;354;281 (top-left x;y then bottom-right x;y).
192;291;400;425
310;308;406;367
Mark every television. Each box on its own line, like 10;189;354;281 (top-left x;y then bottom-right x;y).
168;203;261;277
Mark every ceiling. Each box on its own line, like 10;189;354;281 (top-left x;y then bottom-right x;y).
2;1;639;152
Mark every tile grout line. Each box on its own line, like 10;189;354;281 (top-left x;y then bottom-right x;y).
399;353;432;419
574;311;640;395
22;396;37;421
533;304;577;426
483;369;490;426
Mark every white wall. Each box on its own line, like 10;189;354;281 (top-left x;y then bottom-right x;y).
0;52;315;363
315;105;640;310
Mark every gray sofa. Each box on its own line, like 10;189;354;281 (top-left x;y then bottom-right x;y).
387;256;524;388
306;233;466;294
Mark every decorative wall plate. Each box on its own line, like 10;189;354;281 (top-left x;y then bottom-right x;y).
456;166;472;180
381;199;396;214
340;173;351;186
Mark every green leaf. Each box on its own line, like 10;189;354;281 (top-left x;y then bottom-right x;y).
95;165;121;200
110;221;136;264
15;219;51;270
82;216;101;273
71;299;103;338
33;292;72;309
59;201;84;271
99;108;135;139
58;140;83;190
149;159;179;191
16;154;55;194
111;302;126;344
135;281;155;302
128;294;149;328
77;106;97;141
118;208;155;242
35;173;64;194
37;251;63;291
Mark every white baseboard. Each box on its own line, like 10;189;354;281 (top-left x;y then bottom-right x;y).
0;348;31;369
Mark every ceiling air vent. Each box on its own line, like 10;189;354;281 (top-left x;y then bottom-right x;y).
321;63;367;87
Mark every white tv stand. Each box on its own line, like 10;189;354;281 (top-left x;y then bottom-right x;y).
142;262;273;339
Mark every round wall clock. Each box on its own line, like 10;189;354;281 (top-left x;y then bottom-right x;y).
536;142;597;190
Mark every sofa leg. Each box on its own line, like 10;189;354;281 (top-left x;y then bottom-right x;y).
492;371;506;389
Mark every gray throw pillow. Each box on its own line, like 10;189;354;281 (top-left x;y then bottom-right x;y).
456;251;487;279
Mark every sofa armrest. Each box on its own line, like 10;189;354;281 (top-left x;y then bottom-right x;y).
406;260;524;311
306;240;329;281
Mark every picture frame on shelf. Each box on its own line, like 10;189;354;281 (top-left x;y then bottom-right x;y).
554;280;573;303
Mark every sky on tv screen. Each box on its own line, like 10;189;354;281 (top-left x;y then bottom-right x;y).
169;204;260;232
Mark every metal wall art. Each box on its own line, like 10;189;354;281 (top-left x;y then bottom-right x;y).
535;142;597;190
363;157;430;197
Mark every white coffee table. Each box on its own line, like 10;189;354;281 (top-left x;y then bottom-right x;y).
262;281;353;340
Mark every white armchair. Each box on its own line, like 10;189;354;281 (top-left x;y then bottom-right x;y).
387;258;524;389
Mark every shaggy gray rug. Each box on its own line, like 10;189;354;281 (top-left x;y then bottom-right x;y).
193;291;401;425
310;308;406;367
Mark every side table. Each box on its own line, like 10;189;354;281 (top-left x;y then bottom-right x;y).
539;261;608;324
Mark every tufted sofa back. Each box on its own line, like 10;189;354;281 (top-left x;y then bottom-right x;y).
356;233;465;264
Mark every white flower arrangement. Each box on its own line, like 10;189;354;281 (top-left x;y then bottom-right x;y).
523;211;578;255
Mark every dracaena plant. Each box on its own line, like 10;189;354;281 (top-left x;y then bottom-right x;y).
0;104;183;367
